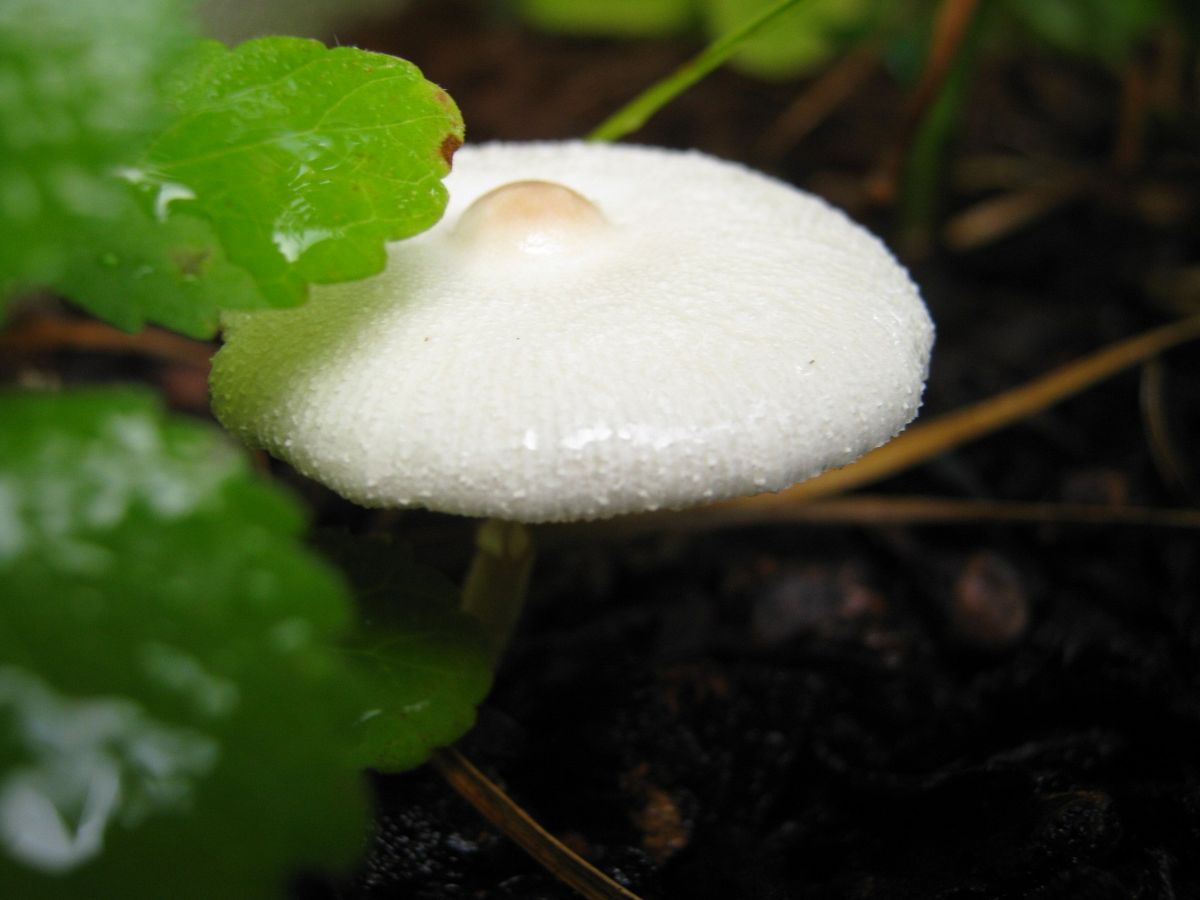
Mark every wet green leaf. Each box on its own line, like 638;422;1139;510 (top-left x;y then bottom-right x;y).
0;389;368;899
0;0;192;293
321;535;494;773
1005;0;1167;65
517;0;694;37
55;193;267;339
2;7;461;339
145;36;464;309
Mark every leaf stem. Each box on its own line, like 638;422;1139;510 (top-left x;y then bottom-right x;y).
460;518;536;661
588;0;814;143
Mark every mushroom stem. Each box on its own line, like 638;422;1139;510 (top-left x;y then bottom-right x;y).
461;518;536;661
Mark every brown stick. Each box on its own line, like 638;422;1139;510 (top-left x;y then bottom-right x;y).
757;43;880;161
430;747;645;900
942;172;1092;251
1139;359;1196;500
865;0;983;205
0;315;214;369
1113;58;1150;172
560;495;1200;539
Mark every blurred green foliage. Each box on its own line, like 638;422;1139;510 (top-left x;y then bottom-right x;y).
699;0;877;79
1;2;480;895
0;389;368;898
0;0;192;292
515;0;1175;81
518;0;880;78
1004;0;1168;65
145;37;463;316
518;0;693;38
323;535;494;773
1;6;462;337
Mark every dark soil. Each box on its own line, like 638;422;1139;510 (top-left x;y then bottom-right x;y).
291;3;1200;898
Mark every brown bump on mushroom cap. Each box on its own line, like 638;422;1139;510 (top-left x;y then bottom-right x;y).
210;142;935;522
452;180;608;257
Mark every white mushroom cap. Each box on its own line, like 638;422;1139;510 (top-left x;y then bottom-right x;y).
210;141;934;523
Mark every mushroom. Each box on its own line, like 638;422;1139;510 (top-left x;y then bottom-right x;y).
210;140;934;649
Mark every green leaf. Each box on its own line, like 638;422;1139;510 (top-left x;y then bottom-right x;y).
517;0;694;37
3;11;461;339
320;535;494;773
700;0;876;80
0;389;368;899
143;37;465;309
54;191;268;339
1004;0;1167;65
0;0;193;292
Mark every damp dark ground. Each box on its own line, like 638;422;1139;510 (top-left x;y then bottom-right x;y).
277;3;1200;898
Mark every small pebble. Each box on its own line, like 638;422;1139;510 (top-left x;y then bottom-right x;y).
951;551;1029;649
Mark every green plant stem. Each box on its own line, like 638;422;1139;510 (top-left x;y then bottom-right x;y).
460;518;536;661
897;0;990;245
588;0;813;142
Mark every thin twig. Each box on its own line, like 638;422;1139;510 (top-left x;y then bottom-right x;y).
942;172;1093;251
430;747;645;900
0;315;214;369
951;154;1047;193
1147;28;1185;116
866;0;983;205
588;0;814;143
757;42;880;161
1139;359;1196;500
561;495;1200;539
1113;57;1150;172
